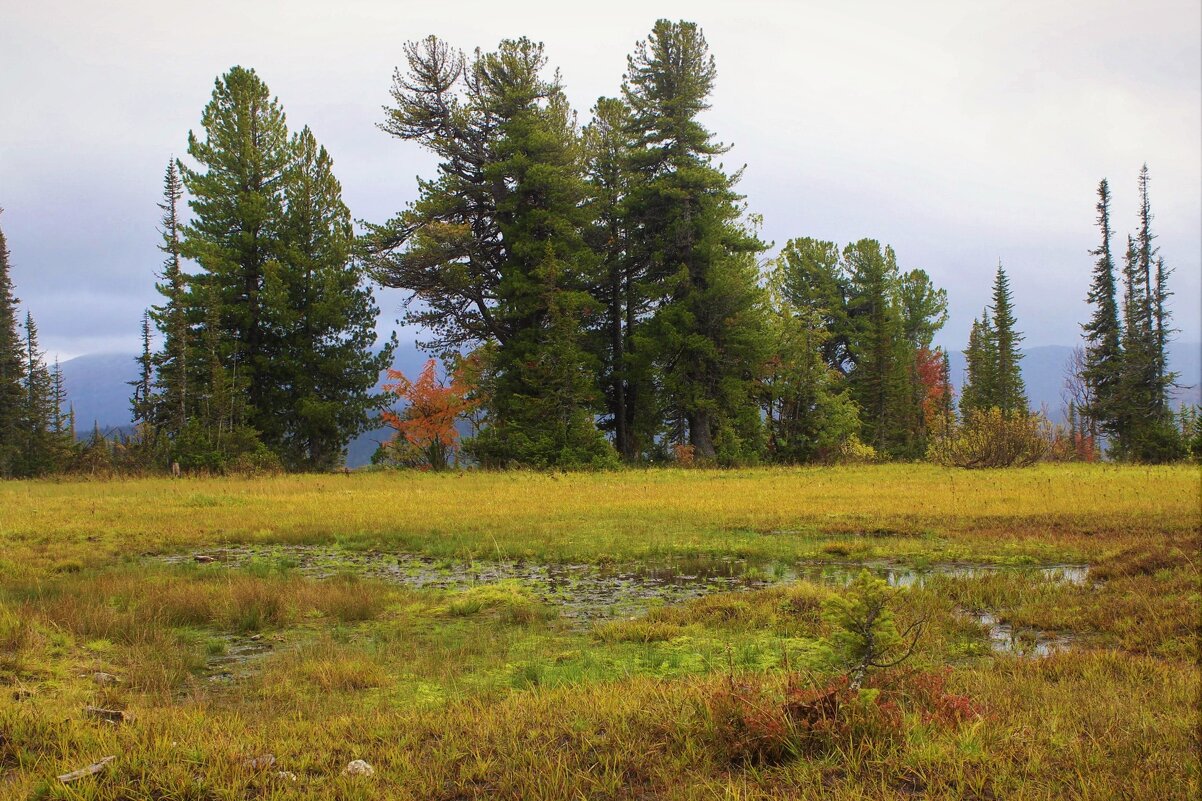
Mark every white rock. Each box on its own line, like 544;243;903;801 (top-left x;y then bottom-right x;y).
343;759;374;777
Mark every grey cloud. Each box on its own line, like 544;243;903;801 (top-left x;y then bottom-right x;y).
1;0;1198;360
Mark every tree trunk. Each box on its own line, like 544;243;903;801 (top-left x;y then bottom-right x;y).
688;409;716;460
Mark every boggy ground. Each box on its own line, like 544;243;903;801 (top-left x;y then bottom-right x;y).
0;464;1198;799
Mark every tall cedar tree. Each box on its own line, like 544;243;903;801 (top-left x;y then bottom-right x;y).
583;96;644;459
150;159;190;440
622;19;767;461
367;38;612;468
1081;179;1122;439
272;126;394;470
180;66;290;448
364;36;510;353
0;209;24;477
464;41;612;468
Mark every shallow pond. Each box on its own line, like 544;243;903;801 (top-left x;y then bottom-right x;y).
163;545;1088;641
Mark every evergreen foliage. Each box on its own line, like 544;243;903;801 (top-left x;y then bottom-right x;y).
0;210;24;477
761;262;861;463
180;65;290;448
4;31;1194;477
150;159;190;440
989;264;1026;415
367;37;612;468
1081;179;1122;439
16;312;71;475
272;126;394;470
148;67;391;472
1090;167;1183;462
960;265;1025;418
773;237;946;459
621;20;768;462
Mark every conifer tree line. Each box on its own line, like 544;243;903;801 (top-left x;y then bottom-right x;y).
0;209;75;477
135;67;395;472
361;21;953;467
1077;167;1187;462
0;21;1195;475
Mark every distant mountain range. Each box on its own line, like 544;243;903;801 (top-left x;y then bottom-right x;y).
60;341;1200;467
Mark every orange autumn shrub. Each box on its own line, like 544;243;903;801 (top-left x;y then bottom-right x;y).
379;358;476;470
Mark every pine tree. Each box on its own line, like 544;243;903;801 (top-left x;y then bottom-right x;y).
1081;179;1122;440
463;40;613;468
368;37;612;468
180;66;290;447
774;237;853;374
622;19;767;461
990;264;1026;415
0;209;25;477
272;125;395;470
761;263;860;463
364;36;510;353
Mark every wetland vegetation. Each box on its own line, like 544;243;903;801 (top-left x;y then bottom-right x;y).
0;464;1197;799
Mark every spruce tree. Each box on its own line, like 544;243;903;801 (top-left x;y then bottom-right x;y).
1081;179;1122;439
272;125;395;470
622;19;767;461
17;312;58;476
0;209;24;477
50;357;73;442
131;311;156;434
989;264;1026;415
1112;167;1179;461
150;159;190;440
959;311;997;417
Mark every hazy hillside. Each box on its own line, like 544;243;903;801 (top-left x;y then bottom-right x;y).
61;341;1200;466
60;342;431;465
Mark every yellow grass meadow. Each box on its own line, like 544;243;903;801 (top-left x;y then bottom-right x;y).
0;463;1199;799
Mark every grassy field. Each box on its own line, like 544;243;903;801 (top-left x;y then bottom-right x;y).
0;464;1198;799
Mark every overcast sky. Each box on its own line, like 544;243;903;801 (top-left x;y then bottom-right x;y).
2;0;1199;360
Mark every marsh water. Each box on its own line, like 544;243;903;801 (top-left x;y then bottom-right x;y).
162;545;1087;663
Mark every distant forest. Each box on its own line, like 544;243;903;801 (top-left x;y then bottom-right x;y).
0;19;1197;477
